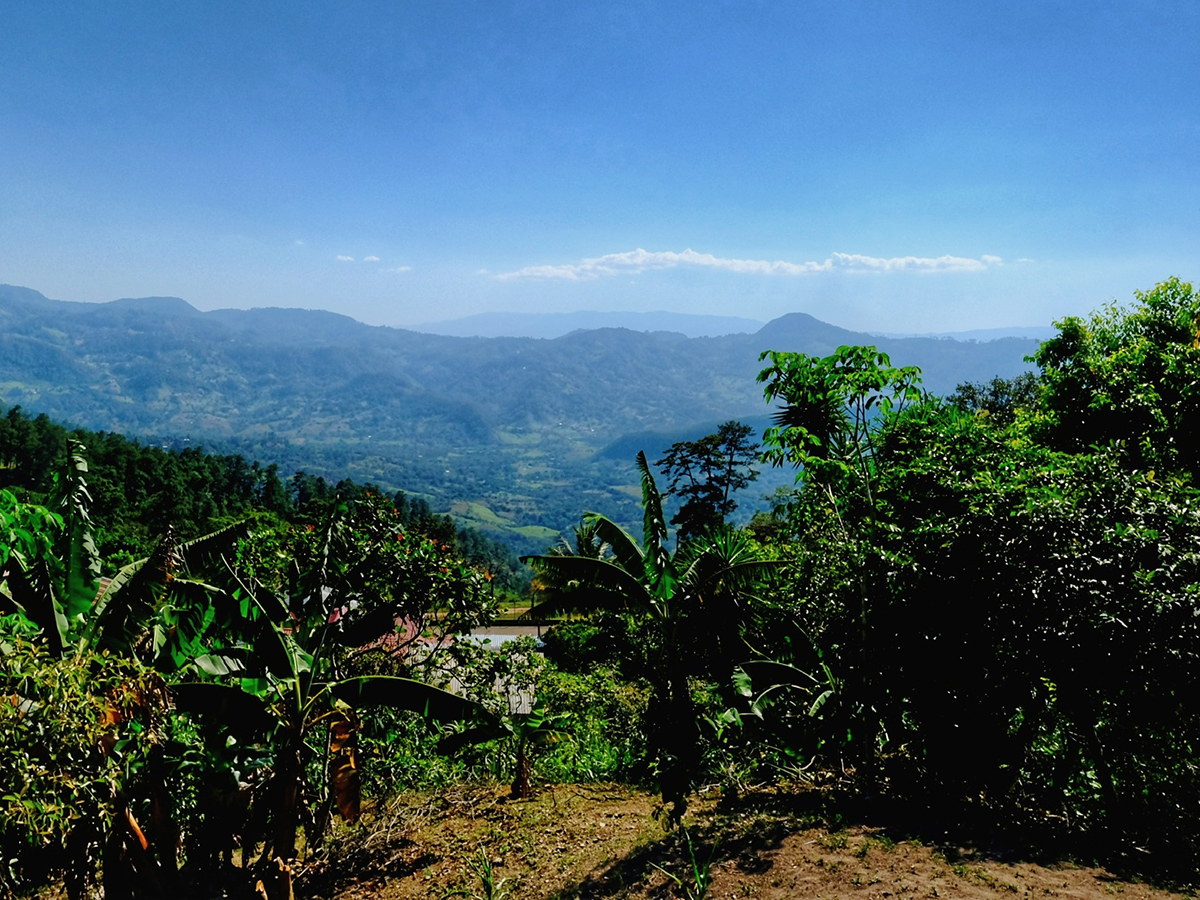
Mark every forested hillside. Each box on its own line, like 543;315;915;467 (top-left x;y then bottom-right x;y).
3;279;1200;900
0;284;1037;552
0;405;526;590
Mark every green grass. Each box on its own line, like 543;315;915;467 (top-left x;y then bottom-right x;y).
818;830;849;851
451;501;511;526
495;429;544;446
514;525;559;541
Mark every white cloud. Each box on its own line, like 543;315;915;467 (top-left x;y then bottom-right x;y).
494;248;1003;281
364;255;380;262
294;239;306;247
381;265;412;273
828;252;999;273
336;255;355;262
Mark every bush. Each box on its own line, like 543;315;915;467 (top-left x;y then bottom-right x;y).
357;708;470;796
541;614;657;683
536;664;650;784
540;622;605;673
0;625;166;895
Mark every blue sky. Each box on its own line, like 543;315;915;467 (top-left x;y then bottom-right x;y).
3;1;1198;333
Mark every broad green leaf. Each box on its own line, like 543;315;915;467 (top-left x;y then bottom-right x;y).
329;676;494;724
194;652;248;677
436;722;513;754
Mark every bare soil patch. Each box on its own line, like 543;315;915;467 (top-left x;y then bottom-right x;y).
298;783;1195;900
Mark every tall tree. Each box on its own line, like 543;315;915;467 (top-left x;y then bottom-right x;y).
1033;276;1200;476
656;421;760;543
755;345;924;767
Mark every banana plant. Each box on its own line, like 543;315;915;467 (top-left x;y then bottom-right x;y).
438;702;572;799
521;451;780;821
167;492;501;900
0;441;101;654
0;440;243;662
0;443;246;899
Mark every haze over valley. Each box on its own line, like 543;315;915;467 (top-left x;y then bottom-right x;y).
0;283;1040;552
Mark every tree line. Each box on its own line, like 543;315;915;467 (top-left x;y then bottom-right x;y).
2;278;1200;897
0;407;525;590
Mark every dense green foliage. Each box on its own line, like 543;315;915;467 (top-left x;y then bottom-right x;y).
512;278;1200;869
0;438;515;897
3;278;1200;893
729;281;1200;868
0;627;166;898
0;404;526;591
869;410;1200;834
1033;277;1200;475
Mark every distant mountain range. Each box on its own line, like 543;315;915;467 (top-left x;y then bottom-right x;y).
0;284;1044;552
414;310;767;339
416;309;1058;342
873;325;1059;341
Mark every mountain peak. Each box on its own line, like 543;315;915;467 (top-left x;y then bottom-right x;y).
755;312;872;348
106;296;199;316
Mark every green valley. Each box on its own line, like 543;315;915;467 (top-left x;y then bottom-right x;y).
0;284;1038;554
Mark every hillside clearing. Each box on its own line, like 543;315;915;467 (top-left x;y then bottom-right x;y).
299;783;1195;900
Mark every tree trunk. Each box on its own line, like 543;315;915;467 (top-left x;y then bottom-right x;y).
511;743;533;799
271;739;303;862
64;820;97;900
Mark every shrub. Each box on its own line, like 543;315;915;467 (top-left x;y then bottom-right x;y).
0;624;166;895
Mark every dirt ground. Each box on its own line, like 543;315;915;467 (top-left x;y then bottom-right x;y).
297;783;1197;900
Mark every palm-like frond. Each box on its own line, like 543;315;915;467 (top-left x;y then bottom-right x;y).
680;530;784;598
678;527;753;576
685;557;784;605
770;392;848;457
636;451;676;596
551;516;607;560
177;519;252;571
521;554;655;617
581;512;643;573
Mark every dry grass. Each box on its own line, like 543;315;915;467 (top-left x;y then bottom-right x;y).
297;782;1197;900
